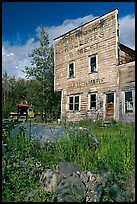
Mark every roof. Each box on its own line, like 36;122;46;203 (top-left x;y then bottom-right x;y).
16;104;30;108
54;8;118;41
118;43;135;53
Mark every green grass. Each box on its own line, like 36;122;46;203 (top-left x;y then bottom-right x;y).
2;119;135;202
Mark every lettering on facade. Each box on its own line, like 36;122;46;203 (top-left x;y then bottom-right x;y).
55;29;104;55
68;78;105;88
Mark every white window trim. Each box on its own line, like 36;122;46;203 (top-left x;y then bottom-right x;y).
88;54;98;73
68;95;80;112
88;93;97;110
68;61;75;79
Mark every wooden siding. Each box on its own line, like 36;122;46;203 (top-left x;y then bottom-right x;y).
54;9;135;123
119;61;135;123
119;61;135;90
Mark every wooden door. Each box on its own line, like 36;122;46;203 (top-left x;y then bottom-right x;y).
105;93;114;121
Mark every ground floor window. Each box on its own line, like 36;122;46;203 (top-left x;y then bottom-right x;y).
89;94;96;109
68;95;80;111
125;91;133;113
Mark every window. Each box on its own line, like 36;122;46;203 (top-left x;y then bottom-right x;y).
69;95;80;111
89;55;97;73
107;93;114;104
89;94;96;109
125;91;133;113
69;62;75;79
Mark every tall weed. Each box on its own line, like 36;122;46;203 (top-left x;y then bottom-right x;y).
2;120;135;201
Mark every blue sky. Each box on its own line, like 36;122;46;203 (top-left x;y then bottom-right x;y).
2;2;135;78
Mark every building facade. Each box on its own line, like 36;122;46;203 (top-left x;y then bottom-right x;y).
54;9;135;123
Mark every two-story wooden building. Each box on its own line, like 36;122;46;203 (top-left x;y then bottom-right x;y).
54;9;135;123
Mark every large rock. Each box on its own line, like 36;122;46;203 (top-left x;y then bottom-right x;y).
10;124;99;149
39;162;112;202
40;169;63;192
51;176;86;202
17;161;134;202
56;162;82;178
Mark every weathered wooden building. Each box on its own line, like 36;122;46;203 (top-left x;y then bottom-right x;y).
54;9;135;123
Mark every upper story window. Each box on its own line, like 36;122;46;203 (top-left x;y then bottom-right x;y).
89;55;98;73
125;91;133;113
69;62;75;79
89;94;96;110
68;95;80;111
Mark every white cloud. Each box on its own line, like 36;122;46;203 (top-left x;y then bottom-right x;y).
2;13;135;79
119;15;135;49
36;14;95;44
2;39;40;78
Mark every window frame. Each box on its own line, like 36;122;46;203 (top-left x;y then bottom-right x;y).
68;95;80;112
124;91;134;113
68;61;75;79
89;54;98;73
88;93;97;110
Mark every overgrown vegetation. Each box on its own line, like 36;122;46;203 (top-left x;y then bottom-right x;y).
2;120;135;202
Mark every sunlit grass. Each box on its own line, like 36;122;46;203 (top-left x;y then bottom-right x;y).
2;120;135;201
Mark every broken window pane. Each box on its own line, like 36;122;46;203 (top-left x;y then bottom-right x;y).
125;91;133;113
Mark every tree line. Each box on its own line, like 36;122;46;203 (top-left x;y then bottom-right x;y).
2;27;61;121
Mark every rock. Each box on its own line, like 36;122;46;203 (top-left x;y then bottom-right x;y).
10;124;99;149
109;187;126;202
87;185;104;202
80;172;89;183
52;176;86;202
57;162;82;177
86;168;111;202
39;169;63;192
34;162;135;202
123;176;135;201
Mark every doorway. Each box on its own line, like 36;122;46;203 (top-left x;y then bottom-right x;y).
105;93;114;121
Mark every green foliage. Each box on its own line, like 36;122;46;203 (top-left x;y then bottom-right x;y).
55;128;92;167
2;72;29;118
2;101;13;118
23;26;61;118
2;120;135;201
2;129;52;202
2;27;61;121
